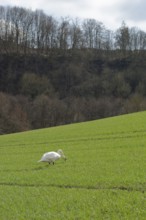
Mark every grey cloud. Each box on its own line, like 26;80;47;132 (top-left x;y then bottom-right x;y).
116;0;146;22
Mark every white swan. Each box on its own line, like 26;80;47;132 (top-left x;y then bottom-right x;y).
38;149;66;164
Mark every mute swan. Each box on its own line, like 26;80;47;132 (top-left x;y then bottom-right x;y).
38;149;66;164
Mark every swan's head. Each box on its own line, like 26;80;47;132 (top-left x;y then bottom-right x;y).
57;149;67;161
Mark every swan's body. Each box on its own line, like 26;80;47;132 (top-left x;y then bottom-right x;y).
38;149;66;164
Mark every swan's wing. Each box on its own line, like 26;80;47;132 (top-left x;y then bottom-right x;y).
39;151;60;162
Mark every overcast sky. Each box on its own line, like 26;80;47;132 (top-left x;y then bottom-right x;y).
0;0;146;31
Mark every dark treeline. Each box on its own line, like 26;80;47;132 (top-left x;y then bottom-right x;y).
0;5;146;134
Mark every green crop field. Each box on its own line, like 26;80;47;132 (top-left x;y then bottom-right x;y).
0;111;146;219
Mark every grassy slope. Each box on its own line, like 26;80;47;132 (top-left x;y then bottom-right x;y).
0;111;146;219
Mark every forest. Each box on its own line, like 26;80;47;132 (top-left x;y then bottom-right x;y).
0;5;146;134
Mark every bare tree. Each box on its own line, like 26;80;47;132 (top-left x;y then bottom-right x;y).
57;17;70;49
70;18;82;49
0;92;30;133
82;19;105;49
115;21;130;51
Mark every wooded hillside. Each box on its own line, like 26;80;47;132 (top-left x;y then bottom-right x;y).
0;6;146;134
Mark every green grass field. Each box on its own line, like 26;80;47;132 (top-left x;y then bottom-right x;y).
0;111;146;219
